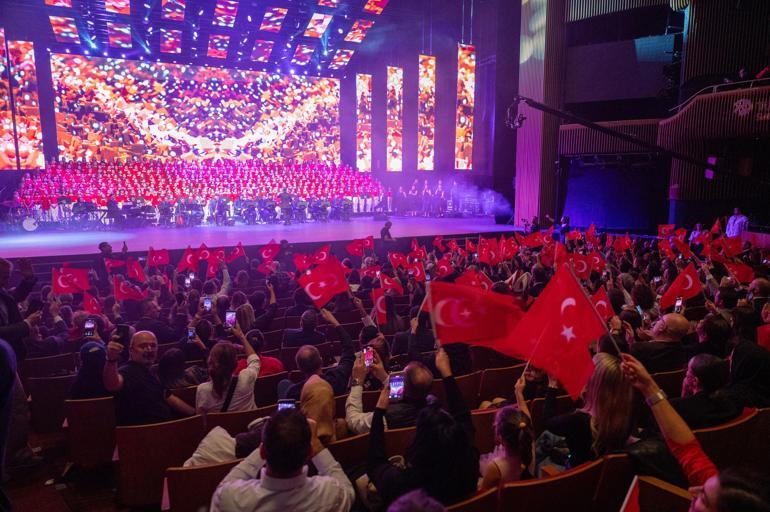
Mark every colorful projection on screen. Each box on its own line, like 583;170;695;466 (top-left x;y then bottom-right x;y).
356;74;372;172
207;35;230;59
418;55;436;171
454;44;475;170
344;20;374;43
50;16;81;44
107;22;132;49
304;14;334;38
160;28;182;53
104;0;131;15
45;0;73;7
363;0;389;15
386;66;403;172
162;0;186;21
213;0;239;27
260;7;288;33
291;44;315;66
50;54;340;164
0;29;16;170
328;49;354;70
251;40;275;63
0;41;43;170
318;0;338;7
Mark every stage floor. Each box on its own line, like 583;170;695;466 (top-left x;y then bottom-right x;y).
0;216;508;259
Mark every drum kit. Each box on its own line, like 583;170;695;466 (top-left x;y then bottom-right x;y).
0;200;40;232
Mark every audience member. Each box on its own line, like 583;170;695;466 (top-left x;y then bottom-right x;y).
282;309;326;348
69;341;110;399
671;354;741;429
631;313;689;373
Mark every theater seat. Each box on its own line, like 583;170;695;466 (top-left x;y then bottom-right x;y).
279;346;300;371
64;396;116;469
384;426;416;458
593;453;635;512
204;404;278;436
20;352;77;389
326;432;370;472
470;345;523;372
694;408;759;470
634;476;692;512
528;394;575;435
471;408;497;454
446;487;497;512
170;385;197;408
115;415;206;507
254;371;288;406
430;371;482;409
28;374;76;434
498;458;605;511
478;364;526;402
162;459;241;512
652;369;686;399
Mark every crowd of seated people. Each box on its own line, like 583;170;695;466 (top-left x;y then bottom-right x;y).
1;221;770;511
15;159;383;212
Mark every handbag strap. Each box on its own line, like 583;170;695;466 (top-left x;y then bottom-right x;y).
220;376;238;413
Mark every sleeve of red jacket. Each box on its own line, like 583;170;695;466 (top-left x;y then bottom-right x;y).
667;437;718;486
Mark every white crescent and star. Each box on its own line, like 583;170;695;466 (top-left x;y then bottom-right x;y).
682;274;694;290
574;259;588;275
560;297;577;342
560;297;576;314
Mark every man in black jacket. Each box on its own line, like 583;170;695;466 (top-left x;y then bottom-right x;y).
630;313;689;374
281;309;326;348
278;309;357;400
0;258;39;361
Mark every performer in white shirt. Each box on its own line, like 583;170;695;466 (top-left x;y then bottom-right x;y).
725;207;749;238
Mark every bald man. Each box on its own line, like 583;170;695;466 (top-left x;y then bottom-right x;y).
104;330;193;425
630;313;690;373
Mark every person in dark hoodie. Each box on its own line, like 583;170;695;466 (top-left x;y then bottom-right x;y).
69;342;110;399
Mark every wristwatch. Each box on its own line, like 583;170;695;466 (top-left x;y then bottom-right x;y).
645;389;667;407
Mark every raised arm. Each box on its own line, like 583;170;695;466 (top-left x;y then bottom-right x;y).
103;339;125;392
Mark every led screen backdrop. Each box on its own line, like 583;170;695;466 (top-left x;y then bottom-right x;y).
213;0;239;27
162;0;186;21
328;48;354;70
8;41;44;170
454;43;475;170
386;66;403;172
251;40;274;63
344;20;374;43
107;22;132;49
0;29;16;170
418;55;436;170
50;54;340;164
49;16;81;44
260;7;288;33
304;13;333;38
356;73;372;172
160;28;182;53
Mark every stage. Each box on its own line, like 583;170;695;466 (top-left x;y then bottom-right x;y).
0;216;511;260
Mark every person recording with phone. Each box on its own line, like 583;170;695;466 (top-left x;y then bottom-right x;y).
365;347;479;506
631;312;690;374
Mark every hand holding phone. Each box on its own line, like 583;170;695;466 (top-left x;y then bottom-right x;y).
277;399;297;411
203;297;212;312
225;310;236;329
674;296;684;314
84;319;96;338
389;372;405;401
364;347;374;368
117;324;130;344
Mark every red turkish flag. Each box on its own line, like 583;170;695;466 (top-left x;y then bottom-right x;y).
658;224;676;238
371;287;387;324
362;235;375;251
294;253;314;272
388;251;407;269
519;232;545;248
565;229;582;242
408;261;426;283
209;247;226;265
380;273;404;295
257;239;280;261
257;260;273;276
429;281;525;347
620;477;641;512
724;261;754;284
694;231;712;246
543;226;555;245
716;236;743;258
659;239;676;261
345;239;365;257
672;237;693;259
196;243;211;263
408;246;428;261
586;223;597;239
226;243;247;263
605;234;614;249
478;237;500;266
588;251;606;273
126;258;146;283
177;246;199;273
52;268;86;295
465;238;477;253
500;236;519;260
312;244;331;265
508;265;606;399
456;268;493;291
432;235;446;252
673;228;687;243
710;218;721;234
567;253;592;280
435;255;454;278
361;265;381;280
446;239;459;253
297;261;350;308
82;291;102;315
591;287;613;322
411;238;420;252
554;242;568;267
62;267;90;291
103;258;125;274
660;263;702;310
147;247;170;267
113;276;146;301
540;243;556;268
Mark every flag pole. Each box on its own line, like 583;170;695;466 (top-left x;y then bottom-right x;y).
566;263;623;357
